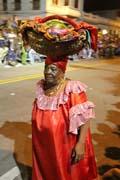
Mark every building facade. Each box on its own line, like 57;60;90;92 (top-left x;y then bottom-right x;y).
0;0;120;34
0;0;83;19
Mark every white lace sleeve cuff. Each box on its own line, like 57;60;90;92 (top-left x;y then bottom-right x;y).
69;101;95;134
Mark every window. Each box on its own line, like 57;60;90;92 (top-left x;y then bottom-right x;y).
52;0;58;5
65;0;69;6
33;0;40;10
14;0;21;11
3;0;7;11
117;11;120;17
74;0;78;8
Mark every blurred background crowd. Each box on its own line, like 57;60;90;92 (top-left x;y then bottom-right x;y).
0;16;120;68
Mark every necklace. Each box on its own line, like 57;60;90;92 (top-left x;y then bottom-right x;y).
44;79;65;96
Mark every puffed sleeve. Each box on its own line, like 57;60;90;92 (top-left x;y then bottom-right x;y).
69;91;95;134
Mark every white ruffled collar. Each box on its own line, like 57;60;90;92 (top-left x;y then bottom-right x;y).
36;80;87;110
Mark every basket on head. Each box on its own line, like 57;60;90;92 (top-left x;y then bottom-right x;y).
21;15;88;57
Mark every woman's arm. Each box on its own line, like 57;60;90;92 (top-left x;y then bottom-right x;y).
71;120;90;164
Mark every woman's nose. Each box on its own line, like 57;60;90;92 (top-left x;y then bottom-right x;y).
45;68;52;74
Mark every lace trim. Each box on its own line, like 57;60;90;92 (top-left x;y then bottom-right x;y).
69;101;95;134
36;80;87;110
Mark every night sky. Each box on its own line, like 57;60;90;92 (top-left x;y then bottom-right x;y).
84;0;120;11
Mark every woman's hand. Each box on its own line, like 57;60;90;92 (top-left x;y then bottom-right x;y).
71;142;85;165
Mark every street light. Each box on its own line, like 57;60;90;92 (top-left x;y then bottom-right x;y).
102;29;108;35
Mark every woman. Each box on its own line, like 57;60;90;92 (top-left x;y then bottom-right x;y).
32;56;98;180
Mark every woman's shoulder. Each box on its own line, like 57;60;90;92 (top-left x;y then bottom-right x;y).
37;79;44;87
37;79;47;90
65;79;88;94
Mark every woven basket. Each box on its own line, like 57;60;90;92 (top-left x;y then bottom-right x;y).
21;15;86;56
24;30;83;56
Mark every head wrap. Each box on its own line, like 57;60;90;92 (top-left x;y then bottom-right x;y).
45;56;68;73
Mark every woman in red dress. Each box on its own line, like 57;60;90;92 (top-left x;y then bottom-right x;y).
32;56;98;180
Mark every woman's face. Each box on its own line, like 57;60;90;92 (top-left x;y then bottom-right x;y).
44;64;64;85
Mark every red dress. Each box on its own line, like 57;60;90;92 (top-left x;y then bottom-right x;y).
32;80;98;180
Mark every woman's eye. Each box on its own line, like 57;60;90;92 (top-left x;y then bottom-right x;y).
51;68;57;71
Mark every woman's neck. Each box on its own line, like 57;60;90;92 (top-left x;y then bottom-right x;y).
44;78;65;96
44;78;64;90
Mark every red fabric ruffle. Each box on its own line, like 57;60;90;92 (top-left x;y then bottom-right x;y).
79;22;98;51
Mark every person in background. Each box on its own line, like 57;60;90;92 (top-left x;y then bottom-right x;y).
0;36;8;64
25;45;41;64
21;43;27;65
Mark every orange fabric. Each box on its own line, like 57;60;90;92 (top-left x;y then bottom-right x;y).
32;92;98;180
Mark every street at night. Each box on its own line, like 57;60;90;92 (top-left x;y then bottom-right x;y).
0;58;120;179
0;0;120;178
